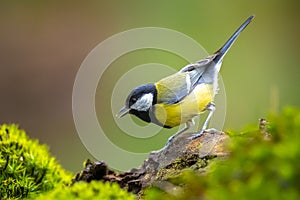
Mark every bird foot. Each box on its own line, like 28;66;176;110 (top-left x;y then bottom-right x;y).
150;143;170;155
188;129;204;140
189;128;222;140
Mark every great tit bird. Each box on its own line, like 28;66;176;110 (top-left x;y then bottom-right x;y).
117;15;254;150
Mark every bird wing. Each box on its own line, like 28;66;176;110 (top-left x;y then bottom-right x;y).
155;54;217;105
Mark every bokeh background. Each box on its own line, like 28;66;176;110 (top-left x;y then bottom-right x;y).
1;0;299;172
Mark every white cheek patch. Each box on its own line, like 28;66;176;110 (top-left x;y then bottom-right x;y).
131;93;153;111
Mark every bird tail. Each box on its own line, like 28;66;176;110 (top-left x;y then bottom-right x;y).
214;15;254;63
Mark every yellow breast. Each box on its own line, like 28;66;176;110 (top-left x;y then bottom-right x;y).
153;83;214;127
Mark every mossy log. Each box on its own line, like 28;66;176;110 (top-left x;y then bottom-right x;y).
73;130;230;194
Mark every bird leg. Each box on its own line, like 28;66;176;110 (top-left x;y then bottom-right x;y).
189;102;216;140
156;119;195;152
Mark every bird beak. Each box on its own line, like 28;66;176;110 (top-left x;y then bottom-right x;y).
116;106;130;118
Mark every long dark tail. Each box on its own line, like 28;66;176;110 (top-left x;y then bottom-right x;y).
214;15;254;63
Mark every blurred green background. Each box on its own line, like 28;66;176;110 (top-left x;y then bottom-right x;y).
0;0;299;172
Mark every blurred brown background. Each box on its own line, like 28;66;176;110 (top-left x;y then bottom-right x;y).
1;1;299;172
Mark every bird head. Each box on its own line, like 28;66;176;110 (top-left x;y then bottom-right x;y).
117;84;157;118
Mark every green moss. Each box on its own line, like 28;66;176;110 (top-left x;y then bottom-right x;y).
0;124;73;199
156;168;180;181
144;107;300;200
34;181;136;200
156;155;209;181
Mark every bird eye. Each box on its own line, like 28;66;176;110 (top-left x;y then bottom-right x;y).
132;97;137;102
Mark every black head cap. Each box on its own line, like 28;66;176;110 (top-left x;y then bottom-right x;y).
126;84;157;108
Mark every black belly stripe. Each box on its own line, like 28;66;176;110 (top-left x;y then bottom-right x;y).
148;106;173;129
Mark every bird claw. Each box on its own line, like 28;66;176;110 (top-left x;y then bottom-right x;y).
205;128;222;134
189;128;222;140
151;142;170;154
188;129;204;140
